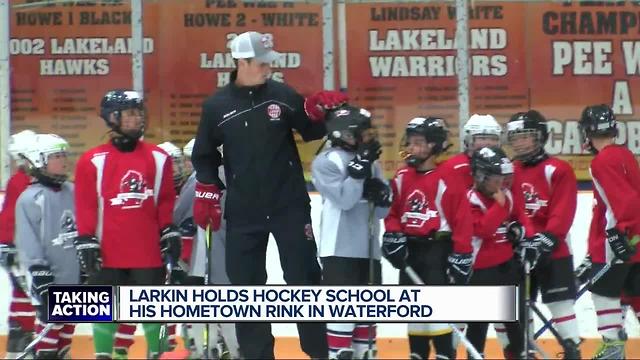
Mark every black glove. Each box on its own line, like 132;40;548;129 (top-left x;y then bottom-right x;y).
347;141;382;179
575;255;592;287
506;221;525;244
447;252;473;284
531;232;557;260
179;217;197;238
363;178;392;207
381;232;408;270
161;225;182;265
606;228;635;262
73;235;102;277
0;243;17;269
356;140;382;162
29;264;54;323
517;239;540;269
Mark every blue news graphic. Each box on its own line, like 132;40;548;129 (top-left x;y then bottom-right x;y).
48;285;114;322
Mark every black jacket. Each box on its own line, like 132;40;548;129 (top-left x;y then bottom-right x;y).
192;79;326;224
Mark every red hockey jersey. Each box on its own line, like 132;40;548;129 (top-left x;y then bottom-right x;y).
385;166;472;254
0;169;31;244
75;141;176;268
513;157;577;260
440;153;473;190
588;145;640;263
468;189;528;269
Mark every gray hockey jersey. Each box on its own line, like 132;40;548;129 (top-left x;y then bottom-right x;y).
311;147;390;259
15;182;81;285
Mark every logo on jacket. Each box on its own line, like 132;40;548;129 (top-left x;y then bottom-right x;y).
402;190;439;227
521;183;548;217
52;210;78;249
267;104;281;121
304;223;315;241
110;170;154;209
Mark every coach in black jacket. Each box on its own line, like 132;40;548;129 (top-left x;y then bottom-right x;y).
191;31;347;359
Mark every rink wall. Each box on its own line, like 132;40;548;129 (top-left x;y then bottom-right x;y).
0;191;638;339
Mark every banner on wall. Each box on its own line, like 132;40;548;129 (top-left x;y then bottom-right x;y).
9;0;325;177
344;1;640;180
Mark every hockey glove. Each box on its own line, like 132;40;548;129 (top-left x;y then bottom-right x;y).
363;178;392;207
447;252;473;284
169;260;188;285
347;155;372;180
517;239;540;270
381;232;408;270
606;228;635;262
304;91;349;122
0;243;17;269
532;232;557;260
574;255;592;287
193;181;223;231
160;225;182;266
505;221;525;245
73;235;102;277
356;140;382;163
29;264;54;323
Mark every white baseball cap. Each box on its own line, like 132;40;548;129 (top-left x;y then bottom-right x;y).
229;31;281;64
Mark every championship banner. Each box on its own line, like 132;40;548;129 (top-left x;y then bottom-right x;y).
527;1;640;180
46;285;518;323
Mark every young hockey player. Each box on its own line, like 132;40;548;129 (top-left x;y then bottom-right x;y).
578;104;640;359
440;114;503;189
0;130;37;358
112;141;188;357
311;105;391;360
73;90;181;359
381;117;473;360
465;146;527;359
14;133;80;359
506;110;581;358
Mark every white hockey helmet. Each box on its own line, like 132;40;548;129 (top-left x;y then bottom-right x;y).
22;134;69;169
183;138;195;158
158;141;183;159
8;130;37;161
463;114;502;151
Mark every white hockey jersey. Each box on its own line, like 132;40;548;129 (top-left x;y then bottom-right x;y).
311;147;390;259
15;182;81;285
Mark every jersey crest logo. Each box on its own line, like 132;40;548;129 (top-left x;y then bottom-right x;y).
110;170;154;209
52;210;78;249
522;182;548;217
402;189;439;228
267;104;281;121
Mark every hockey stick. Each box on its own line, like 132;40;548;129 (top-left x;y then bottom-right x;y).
203;224;212;360
159;261;174;355
404;266;484;360
523;261;531;360
16;322;56;360
367;203;376;358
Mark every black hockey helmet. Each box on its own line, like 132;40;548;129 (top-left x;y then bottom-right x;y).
471;146;513;179
506;110;549;144
579;104;617;140
325;104;374;150
401;117;450;167
100;90;145;139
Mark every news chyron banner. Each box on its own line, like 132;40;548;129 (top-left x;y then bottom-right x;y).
345;1;640;180
46;285;517;323
9;0;136;167
144;0;325;178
